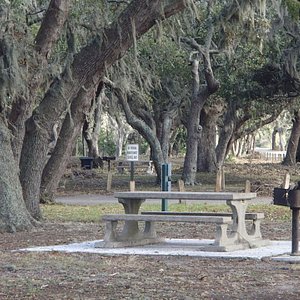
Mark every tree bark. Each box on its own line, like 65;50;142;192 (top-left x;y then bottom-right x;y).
0;116;35;232
216;108;235;167
197;101;224;172
40;86;97;204
8;0;71;163
83;87;104;158
34;0;71;59
155;84;180;162
20;0;188;219
114;116;130;158
283;110;300;166
182;32;220;184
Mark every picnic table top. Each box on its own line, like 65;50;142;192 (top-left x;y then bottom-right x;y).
114;191;257;200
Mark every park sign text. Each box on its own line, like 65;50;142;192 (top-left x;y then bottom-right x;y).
126;144;139;161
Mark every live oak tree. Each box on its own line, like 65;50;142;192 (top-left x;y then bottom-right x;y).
179;0;268;184
184;0;299;177
101;29;189;182
0;0;189;232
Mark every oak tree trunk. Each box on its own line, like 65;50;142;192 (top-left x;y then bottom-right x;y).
40;87;97;203
83;87;104;159
183;92;206;184
197;109;217;172
0;117;35;232
283;110;300;166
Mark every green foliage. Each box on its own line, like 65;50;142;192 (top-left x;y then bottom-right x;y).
283;0;300;20
172;126;187;155
126;131;149;155
138;34;190;85
99;128;116;156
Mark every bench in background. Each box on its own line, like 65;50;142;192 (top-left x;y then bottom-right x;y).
116;160;154;174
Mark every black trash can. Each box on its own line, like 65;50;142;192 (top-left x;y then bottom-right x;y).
79;157;94;169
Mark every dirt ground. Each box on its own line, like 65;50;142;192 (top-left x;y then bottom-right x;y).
1;160;300;299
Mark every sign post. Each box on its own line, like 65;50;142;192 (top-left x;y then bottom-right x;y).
126;144;139;191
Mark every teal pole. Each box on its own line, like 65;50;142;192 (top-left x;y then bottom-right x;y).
161;163;171;211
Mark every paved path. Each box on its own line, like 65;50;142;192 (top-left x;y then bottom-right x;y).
55;194;273;206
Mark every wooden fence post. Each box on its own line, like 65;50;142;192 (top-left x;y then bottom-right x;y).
245;180;251;193
130;181;135;192
178;179;185;204
216;166;225;192
106;171;113;192
282;173;290;189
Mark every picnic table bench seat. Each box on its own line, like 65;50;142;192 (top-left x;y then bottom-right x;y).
96;213;254;251
141;211;264;239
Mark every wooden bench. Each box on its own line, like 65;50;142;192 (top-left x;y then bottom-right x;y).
95;214;234;251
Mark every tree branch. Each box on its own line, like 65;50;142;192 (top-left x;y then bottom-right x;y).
163;0;189;19
107;0;130;4
34;0;71;59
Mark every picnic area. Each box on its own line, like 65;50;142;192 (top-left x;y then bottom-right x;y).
1;157;300;299
2;1;300;299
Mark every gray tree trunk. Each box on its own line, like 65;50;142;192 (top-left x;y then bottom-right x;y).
216;111;235;168
83;88;104;158
40;87;97;203
8;0;71;164
0;117;35;232
197;105;220;172
283;110;300;166
183;93;206;184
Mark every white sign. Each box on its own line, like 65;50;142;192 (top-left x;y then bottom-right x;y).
126;144;139;161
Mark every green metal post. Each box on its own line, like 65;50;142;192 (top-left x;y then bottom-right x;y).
161;163;171;211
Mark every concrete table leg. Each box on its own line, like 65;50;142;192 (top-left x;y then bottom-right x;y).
226;200;269;248
226;200;248;242
118;198;145;239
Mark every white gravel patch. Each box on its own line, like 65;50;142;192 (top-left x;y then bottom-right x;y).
17;239;296;261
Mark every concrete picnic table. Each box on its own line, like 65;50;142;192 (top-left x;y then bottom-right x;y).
99;191;270;251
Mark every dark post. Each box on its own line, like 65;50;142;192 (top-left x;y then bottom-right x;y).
130;161;134;181
291;208;300;255
82;132;85;156
289;188;300;255
273;187;300;256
